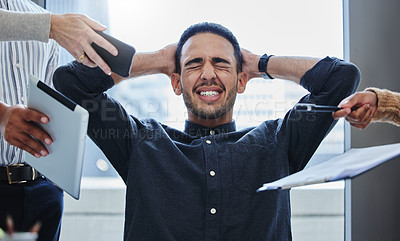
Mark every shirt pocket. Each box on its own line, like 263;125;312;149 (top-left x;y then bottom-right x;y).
228;143;288;194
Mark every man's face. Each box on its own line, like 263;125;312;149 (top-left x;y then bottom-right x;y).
171;33;247;125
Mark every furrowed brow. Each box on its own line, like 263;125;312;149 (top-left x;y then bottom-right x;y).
184;57;203;67
212;57;230;65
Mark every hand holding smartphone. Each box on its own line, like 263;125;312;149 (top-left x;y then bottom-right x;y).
91;31;136;77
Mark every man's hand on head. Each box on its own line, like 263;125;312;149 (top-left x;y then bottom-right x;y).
159;43;177;76
0;104;53;158
241;49;262;80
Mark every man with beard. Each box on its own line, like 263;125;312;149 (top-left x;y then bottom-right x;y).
53;22;360;241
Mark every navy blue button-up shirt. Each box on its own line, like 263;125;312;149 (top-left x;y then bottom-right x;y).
54;57;360;241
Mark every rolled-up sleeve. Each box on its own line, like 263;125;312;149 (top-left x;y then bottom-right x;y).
278;57;361;173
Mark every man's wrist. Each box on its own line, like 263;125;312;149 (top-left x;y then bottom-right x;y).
258;54;274;79
158;49;174;76
129;51;168;78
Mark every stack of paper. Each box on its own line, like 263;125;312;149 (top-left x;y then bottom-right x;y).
258;143;400;191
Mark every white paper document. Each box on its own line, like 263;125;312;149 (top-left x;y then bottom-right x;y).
258;143;400;191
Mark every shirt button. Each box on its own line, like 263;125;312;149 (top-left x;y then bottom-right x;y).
209;170;216;176
210;130;215;135
15;62;22;68
206;140;211;144
210;208;217;214
20;96;25;103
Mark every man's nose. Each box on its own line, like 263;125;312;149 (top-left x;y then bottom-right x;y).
201;63;216;81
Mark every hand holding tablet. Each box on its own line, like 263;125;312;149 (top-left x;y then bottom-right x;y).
23;33;135;199
24;75;89;199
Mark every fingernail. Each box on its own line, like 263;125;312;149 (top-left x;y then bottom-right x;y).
40;150;48;156
41;117;48;123
107;70;112;76
45;138;52;145
35;153;41;158
113;50;118;56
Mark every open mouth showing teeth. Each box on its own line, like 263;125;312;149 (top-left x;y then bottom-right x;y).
198;91;221;96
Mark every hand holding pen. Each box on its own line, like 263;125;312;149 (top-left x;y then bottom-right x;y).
295;92;377;129
332;91;378;129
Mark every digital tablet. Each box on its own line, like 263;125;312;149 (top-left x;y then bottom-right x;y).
91;31;136;77
24;75;89;199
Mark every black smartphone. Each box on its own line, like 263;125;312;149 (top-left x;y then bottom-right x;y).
91;31;136;77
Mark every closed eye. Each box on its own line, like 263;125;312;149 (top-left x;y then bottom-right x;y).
187;65;201;70
212;57;231;69
214;64;229;69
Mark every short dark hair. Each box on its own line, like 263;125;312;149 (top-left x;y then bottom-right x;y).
175;22;242;74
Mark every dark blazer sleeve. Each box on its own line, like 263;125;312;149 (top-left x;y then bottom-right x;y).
53;61;136;182
277;57;361;174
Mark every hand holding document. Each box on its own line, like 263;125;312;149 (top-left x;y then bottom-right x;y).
258;143;400;191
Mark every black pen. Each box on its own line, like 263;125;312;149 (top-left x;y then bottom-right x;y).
294;104;342;113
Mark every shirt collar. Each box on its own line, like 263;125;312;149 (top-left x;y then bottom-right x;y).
184;120;236;138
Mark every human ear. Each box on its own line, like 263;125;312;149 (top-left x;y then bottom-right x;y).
237;72;248;94
170;73;182;95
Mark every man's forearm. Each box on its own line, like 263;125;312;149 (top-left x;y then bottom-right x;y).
112;44;176;84
242;50;320;84
267;56;320;84
111;51;167;84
